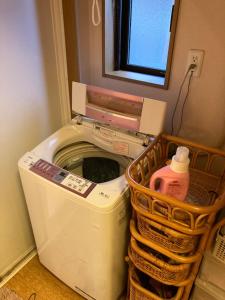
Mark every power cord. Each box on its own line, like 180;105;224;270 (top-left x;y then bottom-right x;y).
27;293;37;300
177;70;194;135
171;63;196;135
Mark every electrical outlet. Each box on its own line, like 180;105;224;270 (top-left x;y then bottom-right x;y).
186;49;204;77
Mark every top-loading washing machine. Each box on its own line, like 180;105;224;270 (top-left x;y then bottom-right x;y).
18;82;167;300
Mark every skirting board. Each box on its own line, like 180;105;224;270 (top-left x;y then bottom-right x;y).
0;247;37;288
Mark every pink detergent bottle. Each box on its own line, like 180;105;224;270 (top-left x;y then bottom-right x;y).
149;146;190;201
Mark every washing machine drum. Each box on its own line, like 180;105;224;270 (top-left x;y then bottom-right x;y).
53;141;131;183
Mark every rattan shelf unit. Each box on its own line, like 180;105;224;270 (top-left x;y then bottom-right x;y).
125;134;225;300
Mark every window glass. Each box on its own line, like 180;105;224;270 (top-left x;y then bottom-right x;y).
103;0;180;87
129;0;175;71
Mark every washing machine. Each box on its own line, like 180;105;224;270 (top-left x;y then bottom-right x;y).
18;82;167;300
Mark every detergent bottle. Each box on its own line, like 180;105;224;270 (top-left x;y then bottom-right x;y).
149;146;190;201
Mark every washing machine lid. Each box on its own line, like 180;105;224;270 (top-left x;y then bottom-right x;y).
72;81;167;136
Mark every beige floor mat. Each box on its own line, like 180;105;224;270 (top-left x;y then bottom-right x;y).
4;256;84;300
0;286;24;300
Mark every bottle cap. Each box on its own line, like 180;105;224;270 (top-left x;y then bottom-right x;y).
170;146;190;173
176;147;189;162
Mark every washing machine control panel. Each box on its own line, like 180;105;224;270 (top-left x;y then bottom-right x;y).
30;159;96;198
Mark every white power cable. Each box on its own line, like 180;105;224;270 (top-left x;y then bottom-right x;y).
92;0;101;26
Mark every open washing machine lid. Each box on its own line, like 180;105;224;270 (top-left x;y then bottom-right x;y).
72;82;167;137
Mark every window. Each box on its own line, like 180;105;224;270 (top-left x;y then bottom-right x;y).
103;0;180;88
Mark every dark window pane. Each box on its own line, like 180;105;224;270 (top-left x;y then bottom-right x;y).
129;0;174;71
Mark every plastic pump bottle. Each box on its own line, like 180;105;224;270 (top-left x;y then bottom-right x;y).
149;146;190;201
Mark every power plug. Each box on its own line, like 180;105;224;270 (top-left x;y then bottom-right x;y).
186;49;204;77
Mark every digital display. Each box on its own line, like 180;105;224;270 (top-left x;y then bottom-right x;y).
59;171;67;177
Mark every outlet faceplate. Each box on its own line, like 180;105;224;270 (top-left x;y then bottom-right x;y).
186;49;204;77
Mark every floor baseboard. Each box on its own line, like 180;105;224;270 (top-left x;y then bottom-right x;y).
0;248;37;288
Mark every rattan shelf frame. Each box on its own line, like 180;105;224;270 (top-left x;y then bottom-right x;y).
125;134;225;300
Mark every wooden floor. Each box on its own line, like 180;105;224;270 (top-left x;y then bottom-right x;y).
5;256;84;300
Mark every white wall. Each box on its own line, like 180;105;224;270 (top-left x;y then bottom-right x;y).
75;0;225;149
0;0;62;276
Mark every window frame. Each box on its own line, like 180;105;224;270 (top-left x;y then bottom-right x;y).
103;0;180;89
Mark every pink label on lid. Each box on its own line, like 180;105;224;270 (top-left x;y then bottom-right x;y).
87;85;143;103
86;106;140;131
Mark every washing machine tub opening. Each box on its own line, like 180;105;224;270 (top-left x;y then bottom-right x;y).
53;141;131;183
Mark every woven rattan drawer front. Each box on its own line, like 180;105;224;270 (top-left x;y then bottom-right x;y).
137;214;198;253
130;284;153;300
129;237;190;285
130;284;157;300
128;265;184;300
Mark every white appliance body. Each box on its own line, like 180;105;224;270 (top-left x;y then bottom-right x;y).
18;82;167;300
18;123;146;300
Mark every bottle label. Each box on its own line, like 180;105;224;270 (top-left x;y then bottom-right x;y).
167;180;186;199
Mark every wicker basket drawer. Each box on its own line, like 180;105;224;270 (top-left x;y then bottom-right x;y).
128;264;184;300
137;213;198;253
129;236;190;285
